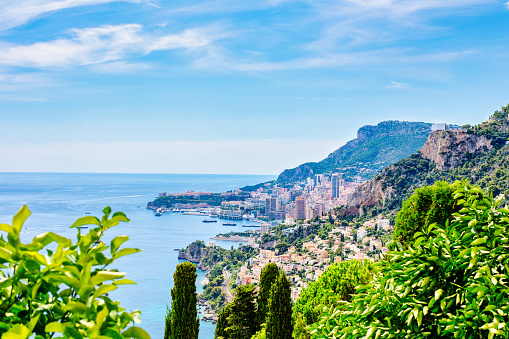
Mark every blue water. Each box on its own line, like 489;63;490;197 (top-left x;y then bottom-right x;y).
0;172;275;339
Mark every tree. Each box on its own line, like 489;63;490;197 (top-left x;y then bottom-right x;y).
226;284;257;339
256;264;280;326
311;181;509;338
293;259;375;325
393;180;460;248
214;303;232;339
266;272;293;339
164;262;199;339
0;205;149;338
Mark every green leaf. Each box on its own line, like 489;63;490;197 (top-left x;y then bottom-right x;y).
93;284;118;300
0;223;13;234
111;236;129;254
113;248;141;260
64;301;88;314
2;324;30;339
71;216;101;228
471;238;487;246
121;327;151;339
45;322;64;333
90;271;126;286
12;205;31;234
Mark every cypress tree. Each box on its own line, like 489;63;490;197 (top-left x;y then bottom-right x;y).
164;262;199;339
214;303;232;339
256;263;279;326
266;272;293;339
226;284;258;339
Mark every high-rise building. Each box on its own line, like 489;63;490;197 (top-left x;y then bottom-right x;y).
265;197;277;215
315;174;324;186
295;196;306;220
307;177;314;187
260;223;270;235
332;173;341;199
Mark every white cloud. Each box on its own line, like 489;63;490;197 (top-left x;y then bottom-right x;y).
383;80;403;89
506;1;509;9
0;139;341;174
0;24;221;68
90;61;154;73
0;0;143;32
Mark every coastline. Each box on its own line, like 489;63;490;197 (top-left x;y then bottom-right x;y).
211;235;252;242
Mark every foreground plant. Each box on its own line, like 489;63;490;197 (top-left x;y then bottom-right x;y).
311;181;509;338
0;205;150;338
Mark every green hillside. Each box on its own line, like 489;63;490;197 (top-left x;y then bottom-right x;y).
277;120;431;183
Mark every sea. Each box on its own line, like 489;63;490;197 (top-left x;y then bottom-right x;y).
0;172;276;339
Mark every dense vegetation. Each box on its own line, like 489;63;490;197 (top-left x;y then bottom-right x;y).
310;181;509;338
293;260;376;326
0;206;149;339
199;245;257;310
148;193;249;209
277;120;431;183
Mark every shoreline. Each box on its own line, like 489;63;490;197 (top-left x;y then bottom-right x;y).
211;235;252;242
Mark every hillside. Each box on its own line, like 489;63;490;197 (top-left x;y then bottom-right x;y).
276;120;432;183
344;104;509;217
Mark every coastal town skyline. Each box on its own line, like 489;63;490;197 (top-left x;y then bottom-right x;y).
1;0;509;174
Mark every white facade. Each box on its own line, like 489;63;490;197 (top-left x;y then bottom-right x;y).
431;123;446;131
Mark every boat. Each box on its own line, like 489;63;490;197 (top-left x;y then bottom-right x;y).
155;211;163;216
242;225;259;228
223;223;237;226
85;212;92;215
77;226;88;229
203;219;218;223
174;248;180;251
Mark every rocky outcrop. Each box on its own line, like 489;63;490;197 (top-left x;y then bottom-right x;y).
343;177;394;216
420;131;492;170
178;241;213;271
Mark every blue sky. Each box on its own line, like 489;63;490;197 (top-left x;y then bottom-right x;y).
0;0;508;174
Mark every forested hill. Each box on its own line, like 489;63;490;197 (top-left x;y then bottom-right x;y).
276;120;432;183
344;104;509;217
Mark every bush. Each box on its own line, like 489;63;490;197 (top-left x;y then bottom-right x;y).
0;205;149;338
311;181;509;338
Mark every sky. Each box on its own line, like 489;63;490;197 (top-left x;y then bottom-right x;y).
0;0;508;174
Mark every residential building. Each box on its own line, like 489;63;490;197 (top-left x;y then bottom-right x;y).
295;196;306;220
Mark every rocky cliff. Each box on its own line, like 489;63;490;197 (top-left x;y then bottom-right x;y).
178;240;213;271
420;131;492;170
277;120;431;183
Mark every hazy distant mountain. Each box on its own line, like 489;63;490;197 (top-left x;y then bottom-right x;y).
277;120;432;183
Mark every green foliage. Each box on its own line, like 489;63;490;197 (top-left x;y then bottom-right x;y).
148;193;249;209
256;264;280;327
214;303;232;339
226;285;258;339
266;272;293;339
311;181;509;338
251;323;266;339
394;181;460;248
293;260;375;325
165;262;199;339
0;205;149;339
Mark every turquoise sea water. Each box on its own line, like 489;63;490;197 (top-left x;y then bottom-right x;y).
0;172;275;339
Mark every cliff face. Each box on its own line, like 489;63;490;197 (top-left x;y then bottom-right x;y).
420;131;492;170
277;120;431;183
178;241;213;271
343;178;394;216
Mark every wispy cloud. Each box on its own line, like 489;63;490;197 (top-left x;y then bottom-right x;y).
383;80;404;89
90;61;154;73
0;24;225;68
0;0;144;32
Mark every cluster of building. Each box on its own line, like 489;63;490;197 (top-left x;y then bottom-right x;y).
250;173;363;223
234;217;393;301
